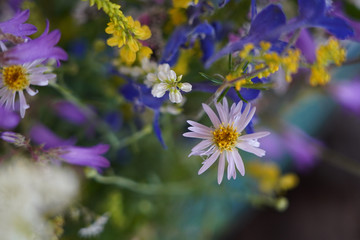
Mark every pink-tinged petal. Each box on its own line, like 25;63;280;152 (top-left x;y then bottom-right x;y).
187;120;213;132
229;101;243;121
25;87;38;96
198;150;220;175
236;142;266;157
215;101;228;123
217;153;225;184
183;131;211;139
232;150;245;176
202;103;221;128
238;131;270;141
198;145;216;156
190;140;213;155
226;151;235;180
188;126;212;136
242;107;256;129
18;90;29;118
235;103;251;129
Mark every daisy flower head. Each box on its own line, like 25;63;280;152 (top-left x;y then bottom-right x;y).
145;63;192;103
0;60;56;118
183;98;270;184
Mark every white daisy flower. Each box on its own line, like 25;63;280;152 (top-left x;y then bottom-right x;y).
0;60;56;118
145;63;192;103
183;98;270;184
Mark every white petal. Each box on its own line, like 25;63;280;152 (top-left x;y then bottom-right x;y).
151;83;168;98
168;70;177;81
169;89;182;103
179;82;192;92
158;71;168;82
198;150;220;175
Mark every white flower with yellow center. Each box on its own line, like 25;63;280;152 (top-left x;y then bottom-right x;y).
0;60;55;117
183;98;270;184
145;63;192;103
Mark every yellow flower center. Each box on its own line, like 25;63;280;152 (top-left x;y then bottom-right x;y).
2;65;29;91
212;124;239;152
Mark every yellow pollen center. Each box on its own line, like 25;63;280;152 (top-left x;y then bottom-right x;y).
2;65;29;91
212;124;239;152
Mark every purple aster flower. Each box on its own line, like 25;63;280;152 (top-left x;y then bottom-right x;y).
330;80;360;115
3;21;68;66
183;98;270;184
0;106;20;130
59;144;110;172
0;9;37;38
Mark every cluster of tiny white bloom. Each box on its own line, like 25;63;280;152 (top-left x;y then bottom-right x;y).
145;63;192;103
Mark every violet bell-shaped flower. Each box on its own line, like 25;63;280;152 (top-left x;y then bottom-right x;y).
0;9;37;38
3;21;68;66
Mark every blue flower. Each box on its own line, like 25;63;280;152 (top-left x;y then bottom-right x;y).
120;80;167;148
277;0;354;40
206;0;354;68
161;22;216;66
205;4;287;68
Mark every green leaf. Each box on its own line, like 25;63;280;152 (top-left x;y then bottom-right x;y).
241;83;273;90
199;72;223;84
228;54;233;71
235;90;248;103
217;87;230;102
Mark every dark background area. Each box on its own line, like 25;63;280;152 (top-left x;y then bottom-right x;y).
221;108;360;240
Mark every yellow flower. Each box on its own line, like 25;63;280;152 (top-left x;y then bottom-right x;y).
119;46;136;65
247;161;299;194
239;43;254;59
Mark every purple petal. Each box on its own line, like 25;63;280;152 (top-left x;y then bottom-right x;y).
298;0;326;20
0;10;37;37
5;22;68;65
53;101;88;125
296;28;316;63
0;106;20;130
29;123;76;149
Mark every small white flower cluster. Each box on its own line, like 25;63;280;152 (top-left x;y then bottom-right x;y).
0;159;79;239
145;63;192;103
78;213;110;238
119;58;157;78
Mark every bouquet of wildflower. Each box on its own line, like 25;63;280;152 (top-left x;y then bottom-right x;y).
0;0;360;239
